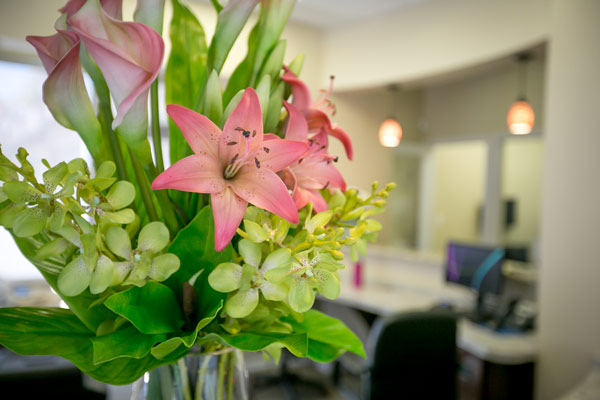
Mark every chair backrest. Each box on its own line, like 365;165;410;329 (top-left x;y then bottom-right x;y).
365;310;458;400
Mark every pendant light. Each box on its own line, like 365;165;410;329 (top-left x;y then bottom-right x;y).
378;84;402;147
507;53;535;135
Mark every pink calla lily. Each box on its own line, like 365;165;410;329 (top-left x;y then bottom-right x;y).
280;101;346;212
67;0;163;140
152;88;308;251
26;27;104;162
281;66;354;160
60;0;123;20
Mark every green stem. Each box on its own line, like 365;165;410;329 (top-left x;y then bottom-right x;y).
150;80;165;173
226;351;234;400
98;102;128;181
128;147;159;221
196;355;211;400
217;351;227;400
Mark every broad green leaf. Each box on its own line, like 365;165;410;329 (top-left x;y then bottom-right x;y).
197;331;308;358
104;282;184;334
0;307;188;385
208;262;242;293
256;74;271;121
264;81;284;134
167;0;207;166
221;89;244;126
287;54;304;76
91;325;166;364
258;39;286;86
284;310;366;359
166;206;233;323
150;299;223;359
306;339;345;363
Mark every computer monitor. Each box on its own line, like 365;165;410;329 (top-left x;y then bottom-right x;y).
445;242;505;295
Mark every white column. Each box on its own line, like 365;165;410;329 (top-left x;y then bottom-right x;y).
537;1;600;398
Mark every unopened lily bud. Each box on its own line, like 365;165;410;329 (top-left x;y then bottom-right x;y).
380;191;389;198
371;181;379;192
374;200;386;208
385;182;397;191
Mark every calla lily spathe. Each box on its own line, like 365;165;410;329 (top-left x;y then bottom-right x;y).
152;88;308;251
280;101;346;212
60;0;123;20
67;0;163;142
281;66;353;160
26;24;104;163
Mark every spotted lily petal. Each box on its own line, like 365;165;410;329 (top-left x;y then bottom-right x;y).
152;154;225;194
166;104;221;159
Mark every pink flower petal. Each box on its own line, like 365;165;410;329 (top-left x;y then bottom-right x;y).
293;187;327;212
281;66;312;111
61;0;123;20
151;154;225;194
68;0;163;133
257;138;308;172
306;109;354;160
295;159;346;191
230;166;298;224
167;104;221;159
220;88;264;163
211;187;248;251
282;101;308;142
26;30;78;74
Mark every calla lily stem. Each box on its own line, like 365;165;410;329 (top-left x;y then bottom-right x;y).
150;80;165;173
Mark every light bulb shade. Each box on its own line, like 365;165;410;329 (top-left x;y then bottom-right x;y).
378;118;402;147
507;100;535;135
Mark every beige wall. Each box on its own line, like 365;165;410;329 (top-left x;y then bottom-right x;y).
321;0;551;91
537;0;600;398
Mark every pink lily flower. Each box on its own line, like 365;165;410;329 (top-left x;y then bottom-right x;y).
152;89;309;251
67;0;163;139
281;66;354;161
26;27;104;162
279;101;346;213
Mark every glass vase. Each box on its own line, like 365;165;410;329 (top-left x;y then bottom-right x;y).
130;347;248;400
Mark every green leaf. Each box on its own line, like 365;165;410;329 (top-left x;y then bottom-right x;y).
258;39;286;86
104;282;184;334
221;89;244;126
255;74;271;121
198;330;308;358
202;69;223;124
167;0;207;165
284;310;366;360
0;307;188;385
264;81;284;134
166;206;233;323
91;325;166;364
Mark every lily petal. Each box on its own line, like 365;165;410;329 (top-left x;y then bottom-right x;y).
257;138;308;172
220;88;264;163
167;104;221;159
68;0;163;135
282;101;308;142
306;109;354;160
231;166;298;224
294;187;328;213
151;154;225;194
211;187;248;251
281;66;312;111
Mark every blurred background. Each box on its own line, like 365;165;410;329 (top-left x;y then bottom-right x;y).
0;0;598;399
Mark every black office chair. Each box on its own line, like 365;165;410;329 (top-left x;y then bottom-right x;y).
333;309;458;400
364;310;458;400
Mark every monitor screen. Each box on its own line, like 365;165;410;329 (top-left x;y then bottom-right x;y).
445;242;505;294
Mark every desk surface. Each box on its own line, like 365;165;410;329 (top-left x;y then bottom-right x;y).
330;255;538;365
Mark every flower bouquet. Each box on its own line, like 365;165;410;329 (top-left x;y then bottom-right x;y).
0;0;394;397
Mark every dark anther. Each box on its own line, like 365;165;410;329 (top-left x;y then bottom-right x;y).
298;158;304;164
323;181;330;189
255;157;261;168
263;147;270;153
230;154;238;165
235;127;251;137
252;130;257;137
334;156;339;163
227;141;238;146
320;145;326;150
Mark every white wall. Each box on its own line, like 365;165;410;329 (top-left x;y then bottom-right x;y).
537;0;600;398
321;0;551;90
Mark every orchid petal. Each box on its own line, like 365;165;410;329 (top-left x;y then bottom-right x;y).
68;0;163;135
211;187;248;251
220;88;263;163
231;166;298;224
257;138;308;172
151;154;225;194
224;288;259;318
167;104;221;159
281;66;312;111
282;101;308;142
